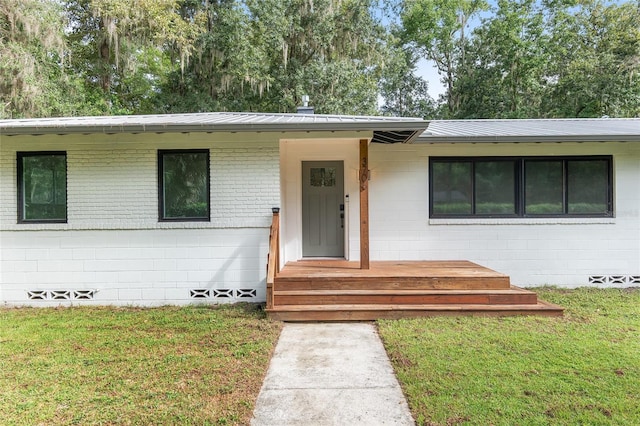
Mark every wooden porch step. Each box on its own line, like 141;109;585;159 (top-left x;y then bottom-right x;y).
267;260;563;320
274;276;511;291
273;287;538;305
266;301;564;321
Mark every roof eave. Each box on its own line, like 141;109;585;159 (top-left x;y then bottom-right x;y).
0;121;430;138
415;135;640;144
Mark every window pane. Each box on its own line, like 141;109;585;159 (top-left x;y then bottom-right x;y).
475;161;516;215
568;160;609;214
432;162;472;215
22;154;66;221
525;161;563;214
162;152;209;219
310;167;336;187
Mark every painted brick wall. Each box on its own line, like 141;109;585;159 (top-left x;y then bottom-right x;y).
0;133;280;230
0;132;280;306
211;146;281;227
369;141;640;288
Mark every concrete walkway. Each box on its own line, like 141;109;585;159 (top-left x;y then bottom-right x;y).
251;323;415;425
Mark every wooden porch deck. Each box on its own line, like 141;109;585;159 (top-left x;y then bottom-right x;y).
266;260;563;321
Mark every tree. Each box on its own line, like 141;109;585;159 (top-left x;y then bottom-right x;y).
401;0;489;117
245;0;389;114
379;42;435;118
157;0;391;115
65;0;204;114
402;0;639;119
546;1;640;117
0;0;89;118
454;0;551;118
152;0;270;113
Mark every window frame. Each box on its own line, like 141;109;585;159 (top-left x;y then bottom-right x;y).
17;151;68;224
429;156;613;219
158;149;211;222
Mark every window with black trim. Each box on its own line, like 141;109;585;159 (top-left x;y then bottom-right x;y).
17;152;67;223
430;156;613;218
158;150;210;221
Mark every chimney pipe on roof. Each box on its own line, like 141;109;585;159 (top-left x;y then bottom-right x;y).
296;94;314;114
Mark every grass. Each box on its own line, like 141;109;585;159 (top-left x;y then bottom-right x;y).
0;303;282;425
3;289;638;425
378;288;640;426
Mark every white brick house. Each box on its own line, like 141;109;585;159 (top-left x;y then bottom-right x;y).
1;113;639;306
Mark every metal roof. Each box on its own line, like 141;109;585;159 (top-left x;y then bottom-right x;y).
0;111;428;143
418;118;640;143
5;113;638;144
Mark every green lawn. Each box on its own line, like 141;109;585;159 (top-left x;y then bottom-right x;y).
0;304;282;425
3;289;638;425
378;288;640;426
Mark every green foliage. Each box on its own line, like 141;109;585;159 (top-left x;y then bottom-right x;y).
454;0;550;118
379;288;640;425
1;0;638;118
401;0;490;116
524;202;564;214
153;0;265;113
474;202;514;214
157;0;390;115
65;0;204;115
379;40;436;118
432;202;471;215
0;0;91;118
546;1;640;117
403;0;640;118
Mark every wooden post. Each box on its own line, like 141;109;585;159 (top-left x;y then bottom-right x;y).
359;139;370;270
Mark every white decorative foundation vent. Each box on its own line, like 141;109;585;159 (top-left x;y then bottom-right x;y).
189;288;257;300
589;275;640;285
27;290;96;300
189;289;211;299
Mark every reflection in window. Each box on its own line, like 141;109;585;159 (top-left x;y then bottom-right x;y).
568;160;610;214
310;167;336;187
525;161;563;215
432;162;472;215
18;152;67;222
159;150;210;221
476;161;516;215
430;157;612;218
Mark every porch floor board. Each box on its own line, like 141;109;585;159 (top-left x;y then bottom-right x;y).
267;260;563;321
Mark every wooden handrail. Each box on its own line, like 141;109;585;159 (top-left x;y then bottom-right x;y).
266;209;280;310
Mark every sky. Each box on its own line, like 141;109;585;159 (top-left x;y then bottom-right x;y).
416;58;444;100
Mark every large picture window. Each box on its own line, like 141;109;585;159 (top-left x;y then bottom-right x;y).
158;150;210;221
17;152;67;223
430;156;613;218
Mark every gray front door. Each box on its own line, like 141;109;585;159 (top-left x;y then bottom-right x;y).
302;161;345;257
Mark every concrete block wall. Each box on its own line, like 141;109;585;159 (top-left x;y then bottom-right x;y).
369;141;640;287
0;132;280;306
0;228;268;306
